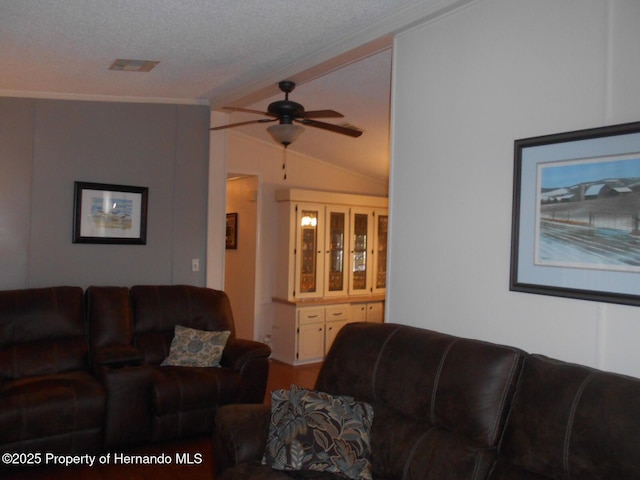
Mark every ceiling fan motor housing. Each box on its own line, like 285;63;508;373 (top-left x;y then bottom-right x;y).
268;100;305;124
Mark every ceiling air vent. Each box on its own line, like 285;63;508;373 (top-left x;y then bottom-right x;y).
109;59;159;72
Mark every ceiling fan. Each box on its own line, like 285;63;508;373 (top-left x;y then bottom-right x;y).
210;80;363;147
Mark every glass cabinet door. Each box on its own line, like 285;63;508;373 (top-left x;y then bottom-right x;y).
295;205;324;298
349;209;372;294
373;211;388;293
324;207;349;296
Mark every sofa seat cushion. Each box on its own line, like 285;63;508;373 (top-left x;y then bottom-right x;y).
151;365;241;414
221;462;345;480
0;371;105;444
371;405;496;479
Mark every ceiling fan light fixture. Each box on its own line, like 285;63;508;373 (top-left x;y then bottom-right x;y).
267;123;305;147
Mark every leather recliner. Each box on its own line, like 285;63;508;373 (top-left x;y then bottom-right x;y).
87;284;271;444
214;322;525;479
0;287;105;456
214;322;640;480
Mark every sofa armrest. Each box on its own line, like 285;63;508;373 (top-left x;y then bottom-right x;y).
221;338;271;370
214;403;271;478
93;344;144;369
221;339;271;403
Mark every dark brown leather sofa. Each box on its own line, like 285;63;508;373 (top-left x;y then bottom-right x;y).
0;287;105;458
88;284;271;446
214;322;640;480
0;284;271;464
487;353;640;480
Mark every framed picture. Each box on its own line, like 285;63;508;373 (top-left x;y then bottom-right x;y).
226;213;238;249
510;121;640;306
73;181;148;244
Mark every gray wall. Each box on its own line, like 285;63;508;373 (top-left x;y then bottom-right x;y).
0;97;210;289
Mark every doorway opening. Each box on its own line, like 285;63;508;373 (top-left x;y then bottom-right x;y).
225;174;259;340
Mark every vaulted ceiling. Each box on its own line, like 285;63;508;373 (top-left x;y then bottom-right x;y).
0;0;472;182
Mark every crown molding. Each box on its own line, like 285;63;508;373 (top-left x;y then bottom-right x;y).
0;90;209;106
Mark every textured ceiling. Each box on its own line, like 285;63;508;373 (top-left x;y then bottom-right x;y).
0;0;470;182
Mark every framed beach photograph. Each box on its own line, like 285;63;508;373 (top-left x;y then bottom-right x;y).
510;121;640;306
73;181;148;244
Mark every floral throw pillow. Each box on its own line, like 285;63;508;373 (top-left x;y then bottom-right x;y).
160;325;230;367
262;385;374;480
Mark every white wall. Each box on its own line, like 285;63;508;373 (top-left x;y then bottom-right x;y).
207;111;229;290
222;131;388;341
388;0;640;377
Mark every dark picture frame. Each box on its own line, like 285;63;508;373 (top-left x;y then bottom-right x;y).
226;213;238;249
73;181;148;244
510;121;640;306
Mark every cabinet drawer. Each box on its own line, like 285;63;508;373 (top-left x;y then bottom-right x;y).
298;307;325;325
325;305;350;322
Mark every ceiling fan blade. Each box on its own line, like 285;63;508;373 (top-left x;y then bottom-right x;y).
210;118;276;131
222;106;276;117
303;109;344;119
297;119;363;138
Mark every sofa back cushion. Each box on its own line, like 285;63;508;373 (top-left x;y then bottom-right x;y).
316;323;524;480
488;354;640;480
130;285;236;365
86;286;134;348
0;286;88;379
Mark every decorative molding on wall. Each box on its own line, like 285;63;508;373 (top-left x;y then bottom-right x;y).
0;89;209;106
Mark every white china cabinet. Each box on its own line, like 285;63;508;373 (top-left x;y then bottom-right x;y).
272;189;388;365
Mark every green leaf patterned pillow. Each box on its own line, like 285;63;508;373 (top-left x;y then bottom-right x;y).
262;385;374;480
160;325;230;367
